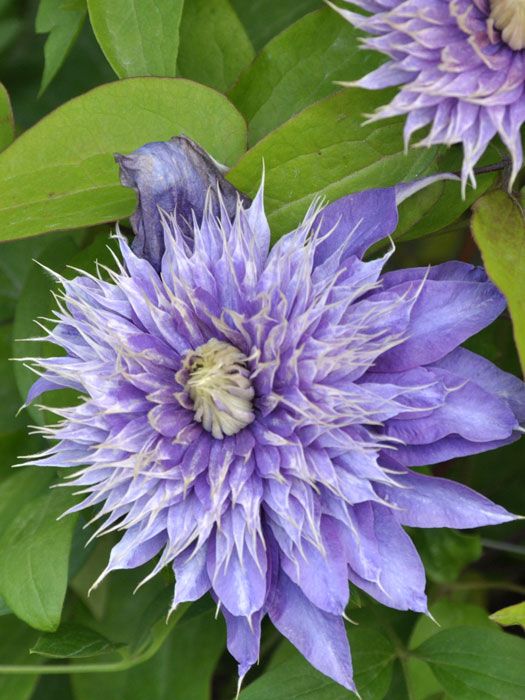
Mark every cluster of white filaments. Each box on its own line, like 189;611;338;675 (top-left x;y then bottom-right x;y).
490;0;525;50
177;338;255;440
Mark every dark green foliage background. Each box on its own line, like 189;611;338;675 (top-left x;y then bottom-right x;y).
0;1;524;699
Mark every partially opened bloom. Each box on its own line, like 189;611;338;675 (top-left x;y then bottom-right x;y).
23;139;525;693
332;0;525;192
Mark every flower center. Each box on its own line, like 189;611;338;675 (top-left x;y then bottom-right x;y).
490;0;525;50
179;339;255;440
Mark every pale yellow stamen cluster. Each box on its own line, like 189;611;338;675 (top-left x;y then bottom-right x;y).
178;338;255;440
490;0;525;50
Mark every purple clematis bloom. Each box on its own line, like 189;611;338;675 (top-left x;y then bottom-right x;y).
331;0;525;193
23;139;524;693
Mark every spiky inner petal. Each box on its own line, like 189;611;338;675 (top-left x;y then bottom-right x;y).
177;338;255;440
491;0;525;49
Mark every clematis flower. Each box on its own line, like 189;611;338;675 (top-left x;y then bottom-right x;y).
331;0;525;193
22;138;524;694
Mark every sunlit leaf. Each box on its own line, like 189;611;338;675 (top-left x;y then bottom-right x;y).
228;89;437;239
0;78;246;242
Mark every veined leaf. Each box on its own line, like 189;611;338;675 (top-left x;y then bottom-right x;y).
229;8;383;146
87;0;184;78
228;89;438;239
0;488;78;632
415;626;525;700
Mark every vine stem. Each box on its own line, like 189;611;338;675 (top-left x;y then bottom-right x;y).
0;606;188;675
441;581;525;596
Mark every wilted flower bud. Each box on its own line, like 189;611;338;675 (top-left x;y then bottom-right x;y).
115;135;250;270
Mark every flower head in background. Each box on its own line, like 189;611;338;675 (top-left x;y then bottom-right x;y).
23;138;525;693
331;0;525;193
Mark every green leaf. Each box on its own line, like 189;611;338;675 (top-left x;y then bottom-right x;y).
242;627;394;700
0;615;41;700
471;190;525;375
31;622;122;658
0;82;14;151
409;528;482;584
415;626;525;700
230;0;321;51
228;89;438;239
229;8;383;146
0;487;78;631
177;0;254;93
490;601;525;630
0;468;54;536
406;600;496;699
0;78;246;242
240;654;350;699
72;602;225;700
87;0;184;78
35;0;87;95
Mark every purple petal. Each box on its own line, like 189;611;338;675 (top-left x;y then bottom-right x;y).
377;459;515;528
313;187;398;267
373;263;505;370
268;568;355;691
347;505;427;613
435;347;525;422
223;608;263;679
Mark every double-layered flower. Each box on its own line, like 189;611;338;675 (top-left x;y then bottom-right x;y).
23;138;524;693
333;0;525;192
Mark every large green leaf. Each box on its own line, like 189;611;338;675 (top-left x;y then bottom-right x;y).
0;487;78;631
35;0;87;95
228;89;437;238
0;82;14;151
177;0;254;93
242;627;394;700
415;626;525;700
471;190;525;375
406;600;496;699
87;0;184;78
229;8;383;146
230;0;321;51
0;78;246;242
